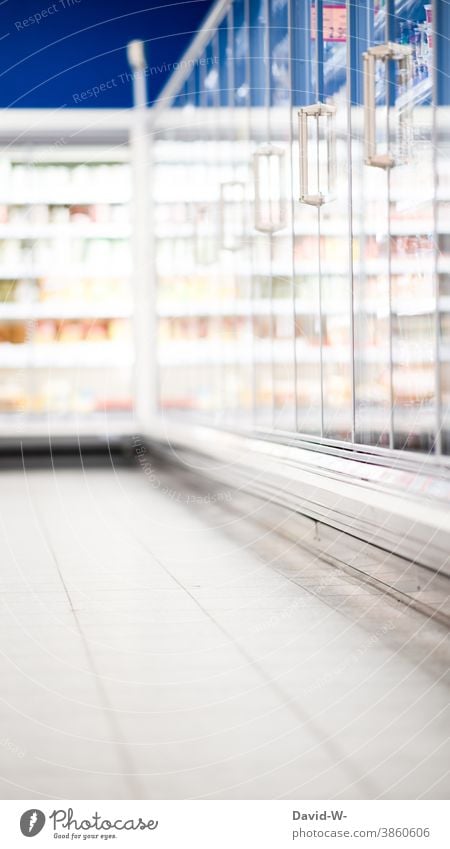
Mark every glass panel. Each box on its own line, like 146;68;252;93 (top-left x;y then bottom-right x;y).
269;0;296;432
217;3;252;427
388;0;435;453
351;0;437;453
436;0;450;453
233;0;248;108
215;15;232;427
249;0;272;429
319;0;352;441
196;40;223;424
352;0;392;447
293;3;322;437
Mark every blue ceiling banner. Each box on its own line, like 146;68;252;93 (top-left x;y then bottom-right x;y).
0;0;214;107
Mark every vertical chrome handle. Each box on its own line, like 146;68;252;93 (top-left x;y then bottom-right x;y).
253;144;286;233
219;181;246;251
298;102;336;206
363;42;413;169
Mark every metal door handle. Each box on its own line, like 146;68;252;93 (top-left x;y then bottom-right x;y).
363;42;413;169
298;102;336;206
253;144;286;233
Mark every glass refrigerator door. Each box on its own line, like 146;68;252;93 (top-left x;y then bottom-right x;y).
352;0;436;454
316;0;352;441
226;0;253;428
352;0;393;448
292;2;322;437
216;12;234;427
249;0;273;429
268;0;296;433
436;0;450;454
195;38;223;424
389;0;435;452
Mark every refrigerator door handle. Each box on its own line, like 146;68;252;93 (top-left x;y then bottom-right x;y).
363;42;413;169
298;102;336;206
253;144;287;233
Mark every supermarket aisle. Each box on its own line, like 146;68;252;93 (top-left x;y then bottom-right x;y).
0;459;449;800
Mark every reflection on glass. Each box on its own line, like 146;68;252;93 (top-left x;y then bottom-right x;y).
270;0;289;107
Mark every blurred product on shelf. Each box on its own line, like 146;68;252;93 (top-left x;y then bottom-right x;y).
0;322;28;344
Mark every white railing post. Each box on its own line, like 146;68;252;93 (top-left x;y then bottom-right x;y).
127;40;156;433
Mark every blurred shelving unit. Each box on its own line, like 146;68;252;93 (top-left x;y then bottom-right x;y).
0;114;136;438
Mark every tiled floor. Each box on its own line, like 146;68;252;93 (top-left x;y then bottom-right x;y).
0;462;448;799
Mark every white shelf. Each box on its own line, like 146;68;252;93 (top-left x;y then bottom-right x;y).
157;296;450;319
0;194;131;205
0;265;131;279
5;148;130;165
156;257;440;277
0;342;134;368
158;299;290;318
156;224;196;239
155;219;448;241
0;302;133;320
295;220;437;237
158;338;442;367
0;256;428;283
0;225;131;239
